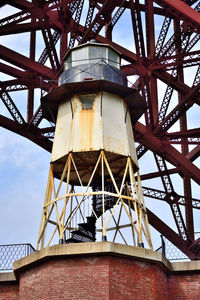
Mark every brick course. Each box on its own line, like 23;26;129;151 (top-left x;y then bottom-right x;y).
19;257;110;300
0;282;18;300
168;273;200;300
109;257;168;300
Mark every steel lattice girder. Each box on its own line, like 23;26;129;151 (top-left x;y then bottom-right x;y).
0;0;200;259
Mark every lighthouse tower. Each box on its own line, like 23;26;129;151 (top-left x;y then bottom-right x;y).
37;41;152;250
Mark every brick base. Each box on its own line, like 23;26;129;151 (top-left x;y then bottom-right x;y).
1;243;200;300
168;273;200;300
18;256;168;300
0;282;18;300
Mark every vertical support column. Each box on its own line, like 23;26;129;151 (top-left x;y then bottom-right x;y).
174;20;194;240
145;0;158;127
101;151;107;241
27;17;36;123
36;168;53;250
60;31;68;65
105;13;112;41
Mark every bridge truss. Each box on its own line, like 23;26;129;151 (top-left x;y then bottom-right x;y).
0;0;200;259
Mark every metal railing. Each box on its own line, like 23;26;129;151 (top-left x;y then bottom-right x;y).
157;233;200;261
2;233;200;271
0;243;35;271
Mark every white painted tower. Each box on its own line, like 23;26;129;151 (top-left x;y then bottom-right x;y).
37;42;152;249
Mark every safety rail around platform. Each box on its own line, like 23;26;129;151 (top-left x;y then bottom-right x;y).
1;235;200;271
0;243;35;271
157;233;200;261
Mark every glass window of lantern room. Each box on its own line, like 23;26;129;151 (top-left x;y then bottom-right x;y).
108;49;120;68
79;94;96;110
89;46;106;64
72;47;89;67
65;52;72;70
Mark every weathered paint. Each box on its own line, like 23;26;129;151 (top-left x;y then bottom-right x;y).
51;91;138;169
51;99;73;161
72;93;102;152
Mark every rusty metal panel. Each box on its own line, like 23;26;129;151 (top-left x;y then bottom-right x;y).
51;100;72;162
51;91;138;168
72;93;102;152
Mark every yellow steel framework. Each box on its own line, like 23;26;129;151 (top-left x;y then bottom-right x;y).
36;150;153;250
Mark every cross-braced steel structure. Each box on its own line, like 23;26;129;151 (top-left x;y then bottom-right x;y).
0;0;199;259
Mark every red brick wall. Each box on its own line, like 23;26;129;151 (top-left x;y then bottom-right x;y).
19;257;110;300
0;282;18;300
18;256;168;300
1;255;200;300
108;257;168;300
168;273;200;300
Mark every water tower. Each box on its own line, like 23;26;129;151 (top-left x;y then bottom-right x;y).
36;41;152;250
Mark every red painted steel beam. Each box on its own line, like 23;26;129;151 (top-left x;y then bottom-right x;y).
5;0;33;10
0;78;49;91
154;153;187;239
152;50;200;64
27;26;36;123
46;10;72;31
146;208;196;259
123;57;200;76
41;27;60;70
154;0;200;30
140;144;200;181
1;90;25;124
99;0;170;17
152;70;191;95
156;83;199;133
145;0;155;58
0;11;31;27
145;0;158;126
151;58;200;71
189;237;200;255
126;196;196;258
121;65;192;96
0;45;54;79
169;139;200;145
141;168;178;181
187;145;200;162
80;0;118;44
29;105;43;127
0;21;46;36
135;122;200;185
0;62;25;79
0;114;52;152
0;9;66;36
142;186;200;209
129;0;145;60
166;128;200;139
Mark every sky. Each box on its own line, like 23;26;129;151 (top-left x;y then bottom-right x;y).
0;127;50;246
0;2;199;257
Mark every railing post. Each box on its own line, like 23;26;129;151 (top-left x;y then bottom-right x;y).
161;235;166;257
